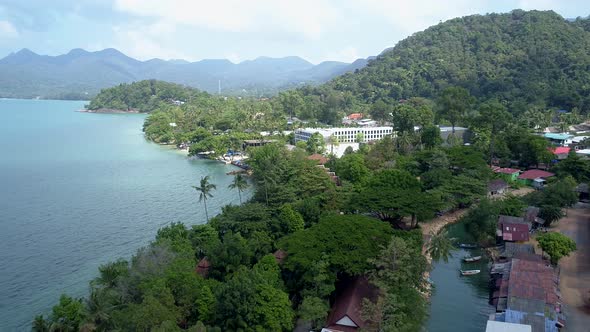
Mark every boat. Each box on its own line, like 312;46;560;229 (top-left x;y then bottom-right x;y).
460;269;481;276
458;243;478;249
463;256;482;262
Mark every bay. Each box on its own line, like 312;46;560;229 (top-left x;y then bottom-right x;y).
0;99;248;331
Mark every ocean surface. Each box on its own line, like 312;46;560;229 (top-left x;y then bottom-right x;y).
0;99;248;331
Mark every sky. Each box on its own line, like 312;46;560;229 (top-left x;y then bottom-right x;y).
0;0;588;64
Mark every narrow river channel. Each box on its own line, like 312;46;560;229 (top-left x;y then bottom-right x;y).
426;222;495;331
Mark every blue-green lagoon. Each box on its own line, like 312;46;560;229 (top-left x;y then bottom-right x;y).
0;99;247;331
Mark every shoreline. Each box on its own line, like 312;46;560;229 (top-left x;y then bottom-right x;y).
77;108;141;114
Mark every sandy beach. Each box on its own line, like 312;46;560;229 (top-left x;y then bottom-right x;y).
554;204;590;331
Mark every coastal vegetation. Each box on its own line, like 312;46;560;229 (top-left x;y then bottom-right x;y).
33;9;590;332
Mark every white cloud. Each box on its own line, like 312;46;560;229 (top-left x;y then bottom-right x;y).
113;0;339;40
0;20;18;38
112;21;193;60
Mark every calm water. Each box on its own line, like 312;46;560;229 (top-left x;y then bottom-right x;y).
426;222;494;331
0;99;248;331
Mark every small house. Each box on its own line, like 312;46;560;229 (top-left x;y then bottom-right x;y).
549;146;570;160
322;277;378;332
493;167;521;182
517;170;555;188
576;183;589;202
543;133;573;146
497;216;530;242
488;179;509;196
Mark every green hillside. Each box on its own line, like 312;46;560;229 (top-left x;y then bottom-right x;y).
300;10;590;117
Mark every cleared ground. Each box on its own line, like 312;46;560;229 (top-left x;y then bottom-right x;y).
555;204;590;331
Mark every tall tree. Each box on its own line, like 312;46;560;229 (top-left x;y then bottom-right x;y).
475;100;513;165
228;173;249;204
427;230;454;263
537;232;577;264
193;175;217;222
437;87;474;133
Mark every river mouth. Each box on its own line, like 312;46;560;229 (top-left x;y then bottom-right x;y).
426;222;494;331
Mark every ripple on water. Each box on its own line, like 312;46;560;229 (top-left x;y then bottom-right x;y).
0;99;251;330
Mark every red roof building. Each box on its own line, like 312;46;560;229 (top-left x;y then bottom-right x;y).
195;257;211;278
517;169;555;180
323;277;378;332
346;113;363;120
494;167;521;175
498;221;530;242
307;154;329;165
550;147;570;155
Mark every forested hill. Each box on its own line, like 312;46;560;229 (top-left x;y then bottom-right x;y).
323;10;590;114
86;80;210;113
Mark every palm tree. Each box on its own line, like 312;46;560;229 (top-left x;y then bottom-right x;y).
193;175;216;222
228;173;249;204
427;230;455;263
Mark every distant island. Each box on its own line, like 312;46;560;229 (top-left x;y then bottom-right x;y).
0;48;370;100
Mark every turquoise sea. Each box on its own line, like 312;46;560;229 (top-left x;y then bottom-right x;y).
0;99;248;331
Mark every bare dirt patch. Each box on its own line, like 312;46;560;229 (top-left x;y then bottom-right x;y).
554;204;590;330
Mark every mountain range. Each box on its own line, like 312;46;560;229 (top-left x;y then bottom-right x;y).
0;48;371;99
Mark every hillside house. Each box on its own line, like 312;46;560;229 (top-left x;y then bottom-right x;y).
497;216;531;242
492;167;521;182
517;170;555;188
322;277;378;332
489;179;509;196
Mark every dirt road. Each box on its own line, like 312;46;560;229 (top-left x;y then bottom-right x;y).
554;204;590;331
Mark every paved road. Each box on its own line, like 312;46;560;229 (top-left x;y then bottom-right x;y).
555;204;590;331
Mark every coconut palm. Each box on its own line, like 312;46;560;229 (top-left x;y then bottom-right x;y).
427;230;455;263
193;175;217;222
228;173;249;204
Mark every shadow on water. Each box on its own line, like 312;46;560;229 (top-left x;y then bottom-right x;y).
425;222;494;332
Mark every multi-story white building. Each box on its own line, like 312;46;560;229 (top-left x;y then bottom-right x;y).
294;127;394;144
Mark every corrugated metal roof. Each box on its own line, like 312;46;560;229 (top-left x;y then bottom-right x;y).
486;320;532;332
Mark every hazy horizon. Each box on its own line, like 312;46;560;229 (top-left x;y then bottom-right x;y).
0;0;588;64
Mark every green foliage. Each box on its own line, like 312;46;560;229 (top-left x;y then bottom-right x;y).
333;152;370;184
275;204;305;235
87;80;207;112
537;232;577;264
364;236;428;331
50;295;88;331
554;151;590;182
354;169;441;226
193;176;217;222
228;173;249;204
326;10;590;113
298;296;329;329
539;205;564;227
279;214;393;277
306;132;326;154
437;87;474;130
427;230;454;263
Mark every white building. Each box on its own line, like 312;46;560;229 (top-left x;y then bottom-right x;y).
294;127;394;144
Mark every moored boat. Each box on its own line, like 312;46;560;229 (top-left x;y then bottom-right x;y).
458;243;478;248
460;269;481;276
463;255;482;262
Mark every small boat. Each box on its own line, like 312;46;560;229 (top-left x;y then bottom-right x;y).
463;256;482;262
458;243;478;249
460;269;481;276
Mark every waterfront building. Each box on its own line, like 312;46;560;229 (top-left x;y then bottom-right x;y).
294;126;394;144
